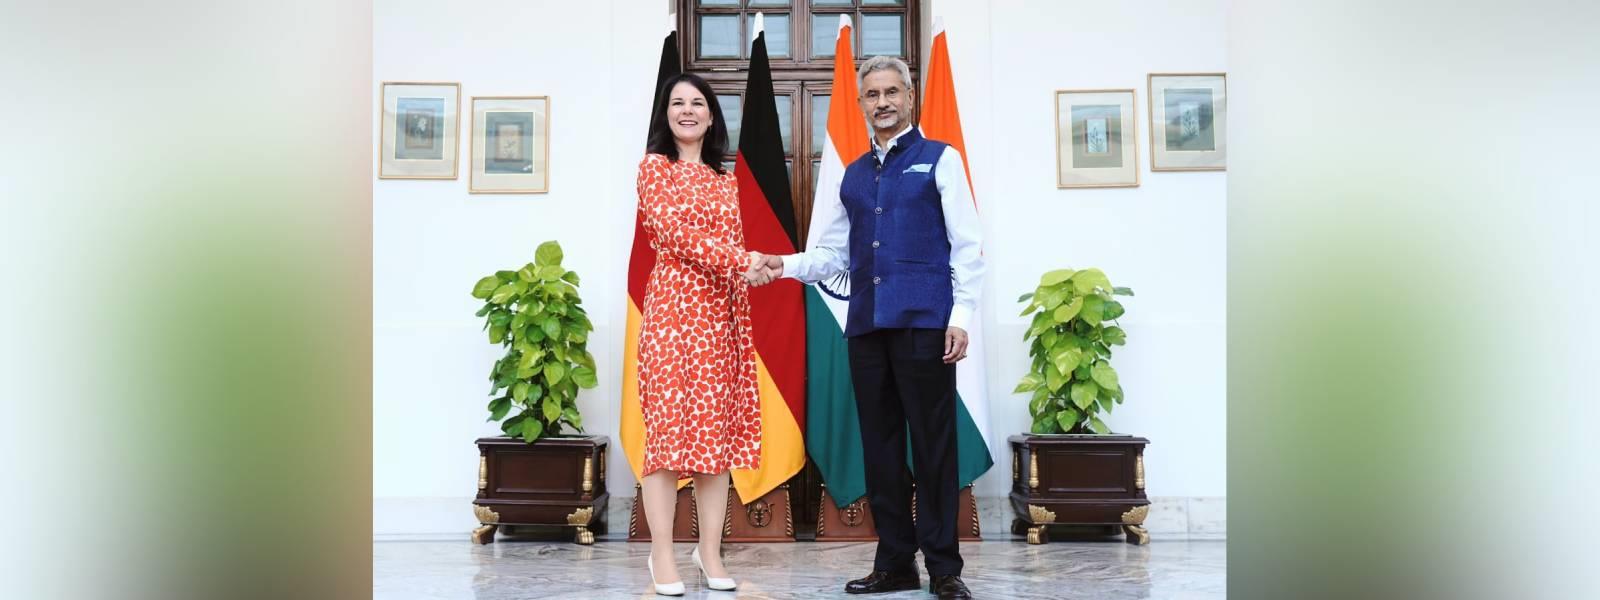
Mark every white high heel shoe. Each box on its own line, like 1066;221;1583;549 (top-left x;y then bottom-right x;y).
692;547;738;591
647;555;685;596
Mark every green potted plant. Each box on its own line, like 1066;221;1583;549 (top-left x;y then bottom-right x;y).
1006;267;1151;545
467;241;610;545
1014;267;1130;434
473;240;599;441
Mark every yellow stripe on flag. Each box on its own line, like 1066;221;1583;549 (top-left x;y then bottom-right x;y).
619;299;676;485
619;299;689;490
731;353;806;503
620;297;804;498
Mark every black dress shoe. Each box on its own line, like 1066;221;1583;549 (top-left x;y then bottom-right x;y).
845;569;921;594
929;574;972;599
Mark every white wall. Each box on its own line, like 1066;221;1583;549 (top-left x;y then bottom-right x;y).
930;0;1229;499
373;0;664;533
374;0;1226;535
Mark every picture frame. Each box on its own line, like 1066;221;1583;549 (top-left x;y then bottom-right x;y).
378;82;461;179
469;96;551;194
1147;73;1227;171
1055;89;1140;189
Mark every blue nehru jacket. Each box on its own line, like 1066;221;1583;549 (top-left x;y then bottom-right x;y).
839;127;953;337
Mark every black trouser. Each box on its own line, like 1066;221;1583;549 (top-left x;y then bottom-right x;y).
847;327;962;577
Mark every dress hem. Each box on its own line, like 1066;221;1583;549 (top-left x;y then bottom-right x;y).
640;459;763;480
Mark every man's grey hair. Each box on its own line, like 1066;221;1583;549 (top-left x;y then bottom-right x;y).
857;55;914;92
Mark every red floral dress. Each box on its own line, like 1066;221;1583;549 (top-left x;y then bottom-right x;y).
635;153;762;477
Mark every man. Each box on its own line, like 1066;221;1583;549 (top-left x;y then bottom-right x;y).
755;55;982;600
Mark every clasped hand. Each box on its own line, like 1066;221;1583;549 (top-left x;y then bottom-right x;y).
742;252;783;287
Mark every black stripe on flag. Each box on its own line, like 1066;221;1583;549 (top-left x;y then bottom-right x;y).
645;30;681;148
737;31;799;249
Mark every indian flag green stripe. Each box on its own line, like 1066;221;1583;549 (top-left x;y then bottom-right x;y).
953;393;994;490
803;286;867;505
807;285;995;507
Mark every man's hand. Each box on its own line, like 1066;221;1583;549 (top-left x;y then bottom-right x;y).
943;326;969;364
761;254;783;280
743;252;773;286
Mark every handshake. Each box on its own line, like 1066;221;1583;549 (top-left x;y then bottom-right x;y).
743;252;785;287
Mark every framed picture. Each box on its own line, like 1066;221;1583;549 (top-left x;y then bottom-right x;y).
1055;89;1140;188
1148;73;1227;171
469;96;550;194
378;82;461;179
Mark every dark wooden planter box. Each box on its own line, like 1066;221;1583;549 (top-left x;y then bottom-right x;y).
816;485;983;542
472;435;609;545
1007;434;1150;545
628;482;795;542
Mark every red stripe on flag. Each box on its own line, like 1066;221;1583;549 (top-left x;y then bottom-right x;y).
734;152;807;433
626;212;655;303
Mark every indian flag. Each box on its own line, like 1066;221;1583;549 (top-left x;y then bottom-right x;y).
921;16;995;497
807;16;994;509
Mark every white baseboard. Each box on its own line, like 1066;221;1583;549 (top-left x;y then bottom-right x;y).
374;496;484;538
374;495;1224;541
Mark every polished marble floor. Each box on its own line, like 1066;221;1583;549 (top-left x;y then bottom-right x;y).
374;534;1225;600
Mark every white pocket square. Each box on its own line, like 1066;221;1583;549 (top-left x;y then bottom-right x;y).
903;163;933;173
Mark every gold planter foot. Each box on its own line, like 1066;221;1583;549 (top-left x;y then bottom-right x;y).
1120;504;1150;545
472;504;501;545
567;507;595;545
1026;526;1049;545
1123;524;1150;545
1023;504;1055;544
471;524;498;545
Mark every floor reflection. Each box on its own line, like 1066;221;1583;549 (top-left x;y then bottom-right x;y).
377;536;1222;600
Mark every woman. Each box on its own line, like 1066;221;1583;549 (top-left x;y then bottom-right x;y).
635;72;769;596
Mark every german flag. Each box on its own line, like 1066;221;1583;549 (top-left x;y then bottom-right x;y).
619;16;806;505
618;23;677;487
729;14;807;503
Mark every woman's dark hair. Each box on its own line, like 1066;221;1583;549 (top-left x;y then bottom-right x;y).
646;73;730;175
